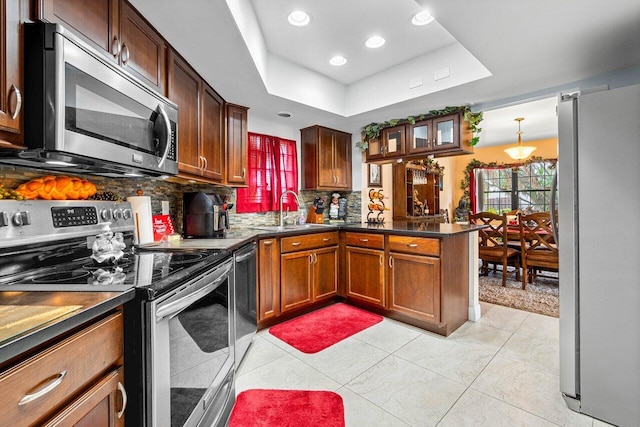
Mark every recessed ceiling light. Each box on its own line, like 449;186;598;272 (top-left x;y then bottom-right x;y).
277;111;292;118
288;10;310;26
365;36;385;49
329;55;347;66
412;10;434;26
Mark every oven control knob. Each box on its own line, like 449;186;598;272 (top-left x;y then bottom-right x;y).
0;212;8;227
113;209;123;220
122;209;132;220
101;209;113;221
12;211;31;227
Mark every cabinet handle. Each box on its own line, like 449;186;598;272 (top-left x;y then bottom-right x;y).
9;85;22;120
202;156;208;170
407;243;418;248
313;253;318;263
121;43;130;66
117;381;128;419
309;253;313;263
323;238;330;242
336;175;340;184
18;370;67;405
111;36;121;57
379;254;383;265
263;240;273;246
242;168;246;179
359;238;369;242
388;255;393;269
291;242;301;246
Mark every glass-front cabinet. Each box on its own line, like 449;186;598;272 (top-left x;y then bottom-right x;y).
431;114;460;152
367;110;472;163
367;125;405;161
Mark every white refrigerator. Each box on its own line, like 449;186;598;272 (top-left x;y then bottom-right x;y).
558;84;640;426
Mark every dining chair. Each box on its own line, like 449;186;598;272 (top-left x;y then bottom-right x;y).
518;212;558;289
468;212;520;286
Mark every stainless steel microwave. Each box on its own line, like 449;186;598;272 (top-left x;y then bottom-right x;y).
2;23;178;177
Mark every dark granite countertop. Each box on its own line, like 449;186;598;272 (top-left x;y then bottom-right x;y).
0;289;134;366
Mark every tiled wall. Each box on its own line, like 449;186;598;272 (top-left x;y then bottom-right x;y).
1;165;362;232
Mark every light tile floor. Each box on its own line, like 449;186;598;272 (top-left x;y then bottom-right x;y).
235;302;612;426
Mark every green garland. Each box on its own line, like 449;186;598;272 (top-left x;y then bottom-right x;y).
459;156;556;202
357;105;483;152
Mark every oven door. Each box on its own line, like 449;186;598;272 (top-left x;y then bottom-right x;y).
150;258;235;427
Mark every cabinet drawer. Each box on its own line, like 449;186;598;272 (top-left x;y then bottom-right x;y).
345;232;384;250
281;231;338;253
388;235;440;256
0;312;123;426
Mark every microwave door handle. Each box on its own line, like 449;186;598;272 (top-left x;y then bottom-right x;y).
155;104;172;168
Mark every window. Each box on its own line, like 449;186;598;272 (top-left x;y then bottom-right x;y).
235;133;298;213
474;161;556;213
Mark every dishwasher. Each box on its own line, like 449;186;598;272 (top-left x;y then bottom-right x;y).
234;242;257;366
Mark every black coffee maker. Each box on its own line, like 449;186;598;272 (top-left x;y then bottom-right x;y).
182;192;233;238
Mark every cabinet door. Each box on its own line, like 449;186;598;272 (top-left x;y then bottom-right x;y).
37;0;118;59
365;137;384;162
388;252;441;324
0;0;23;145
258;239;280;322
168;50;201;176
44;367;126;427
119;1;166;93
280;250;312;313
333;131;352;189
200;84;224;181
317;127;336;188
313;246;338;300
346;246;385;306
408;120;432;155
381;125;406;157
226;104;248;185
430;114;460;152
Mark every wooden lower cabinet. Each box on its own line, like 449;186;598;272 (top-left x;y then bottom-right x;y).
257;238;280;322
44;367;125;427
281;246;338;313
0;311;125;426
346;246;385;307
388;252;441;324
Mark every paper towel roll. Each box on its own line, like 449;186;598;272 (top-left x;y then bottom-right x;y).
127;196;154;245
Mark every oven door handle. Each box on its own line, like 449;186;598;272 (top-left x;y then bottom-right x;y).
154;104;172;168
156;261;233;321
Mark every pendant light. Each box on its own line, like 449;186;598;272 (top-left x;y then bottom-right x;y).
504;117;536;160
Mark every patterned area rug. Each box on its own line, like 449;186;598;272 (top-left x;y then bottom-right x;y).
478;271;559;317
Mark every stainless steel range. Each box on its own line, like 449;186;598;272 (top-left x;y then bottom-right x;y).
0;200;236;427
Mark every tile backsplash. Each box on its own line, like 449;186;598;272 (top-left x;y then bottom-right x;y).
1;166;362;232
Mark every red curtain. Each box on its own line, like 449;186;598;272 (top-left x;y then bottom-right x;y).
236;133;298;213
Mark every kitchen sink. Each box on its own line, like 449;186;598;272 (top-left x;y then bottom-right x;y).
250;224;331;232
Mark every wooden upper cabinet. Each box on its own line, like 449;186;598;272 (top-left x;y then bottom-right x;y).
37;0;118;56
168;49;200;176
118;1;166;93
0;0;25;147
200;84;224;181
37;0;166;93
301;125;352;191
226;103;248;185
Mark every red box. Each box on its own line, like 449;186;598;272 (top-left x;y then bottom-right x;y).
152;215;175;241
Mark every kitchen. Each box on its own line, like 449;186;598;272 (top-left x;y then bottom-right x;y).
1;0;639;426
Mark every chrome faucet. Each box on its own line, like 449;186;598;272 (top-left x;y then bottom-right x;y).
279;190;301;226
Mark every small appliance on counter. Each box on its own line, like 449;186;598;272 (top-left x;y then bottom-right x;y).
183;192;233;238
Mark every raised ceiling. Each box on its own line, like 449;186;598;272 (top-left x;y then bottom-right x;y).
130;0;640;145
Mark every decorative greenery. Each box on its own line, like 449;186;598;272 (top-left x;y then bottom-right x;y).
459;156;556;203
358;105;484;152
412;158;445;175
